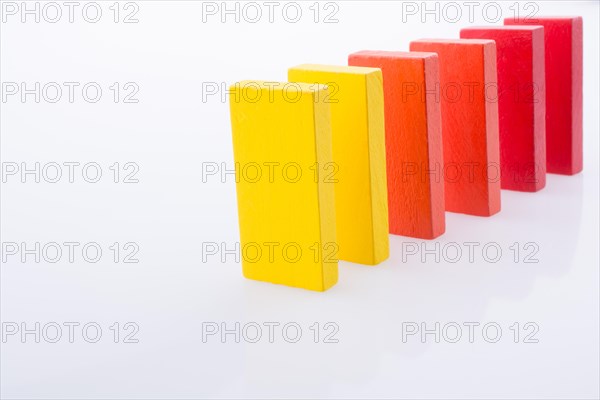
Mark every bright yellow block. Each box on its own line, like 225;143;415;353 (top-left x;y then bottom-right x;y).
229;81;338;291
288;65;389;266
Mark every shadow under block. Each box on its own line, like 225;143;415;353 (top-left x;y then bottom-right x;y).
348;51;445;240
505;17;583;176
288;65;389;265
409;39;501;217
461;26;547;192
229;81;337;292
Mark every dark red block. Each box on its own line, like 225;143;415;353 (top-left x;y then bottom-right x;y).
461;26;546;192
505;17;583;175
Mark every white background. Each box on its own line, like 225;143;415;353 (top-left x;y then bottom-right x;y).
1;1;599;399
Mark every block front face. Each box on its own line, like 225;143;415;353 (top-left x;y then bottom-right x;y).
409;40;501;217
288;65;389;265
461;26;547;192
348;51;445;239
505;17;583;175
229;81;337;291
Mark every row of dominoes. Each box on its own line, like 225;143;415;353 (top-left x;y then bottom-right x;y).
228;17;583;291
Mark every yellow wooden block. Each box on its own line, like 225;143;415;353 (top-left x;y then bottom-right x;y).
288;65;389;266
229;81;338;291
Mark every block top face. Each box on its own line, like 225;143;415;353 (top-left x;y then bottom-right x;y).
230;80;328;94
411;38;495;46
462;25;544;33
506;16;582;22
289;64;381;76
350;50;438;60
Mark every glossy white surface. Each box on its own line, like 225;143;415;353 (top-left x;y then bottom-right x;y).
1;1;598;398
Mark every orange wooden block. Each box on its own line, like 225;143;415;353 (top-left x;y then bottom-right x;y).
348;51;445;239
409;39;501;217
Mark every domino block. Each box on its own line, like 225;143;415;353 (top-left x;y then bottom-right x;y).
505;17;583;175
288;65;389;265
229;81;337;291
461;26;547;192
348;51;445;240
409;39;501;216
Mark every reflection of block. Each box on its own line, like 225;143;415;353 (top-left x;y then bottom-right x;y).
409;39;501;216
288;65;389;265
505;17;583;175
348;51;445;240
229;81;337;292
461;26;546;192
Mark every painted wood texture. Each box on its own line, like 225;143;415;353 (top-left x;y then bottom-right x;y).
409;39;501;216
505;17;583;175
229;81;337;291
288;65;390;265
461;26;547;192
348;50;445;239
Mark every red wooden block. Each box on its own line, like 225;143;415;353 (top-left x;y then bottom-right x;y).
409;39;501;217
505;17;583;175
461;26;546;192
348;51;445;239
